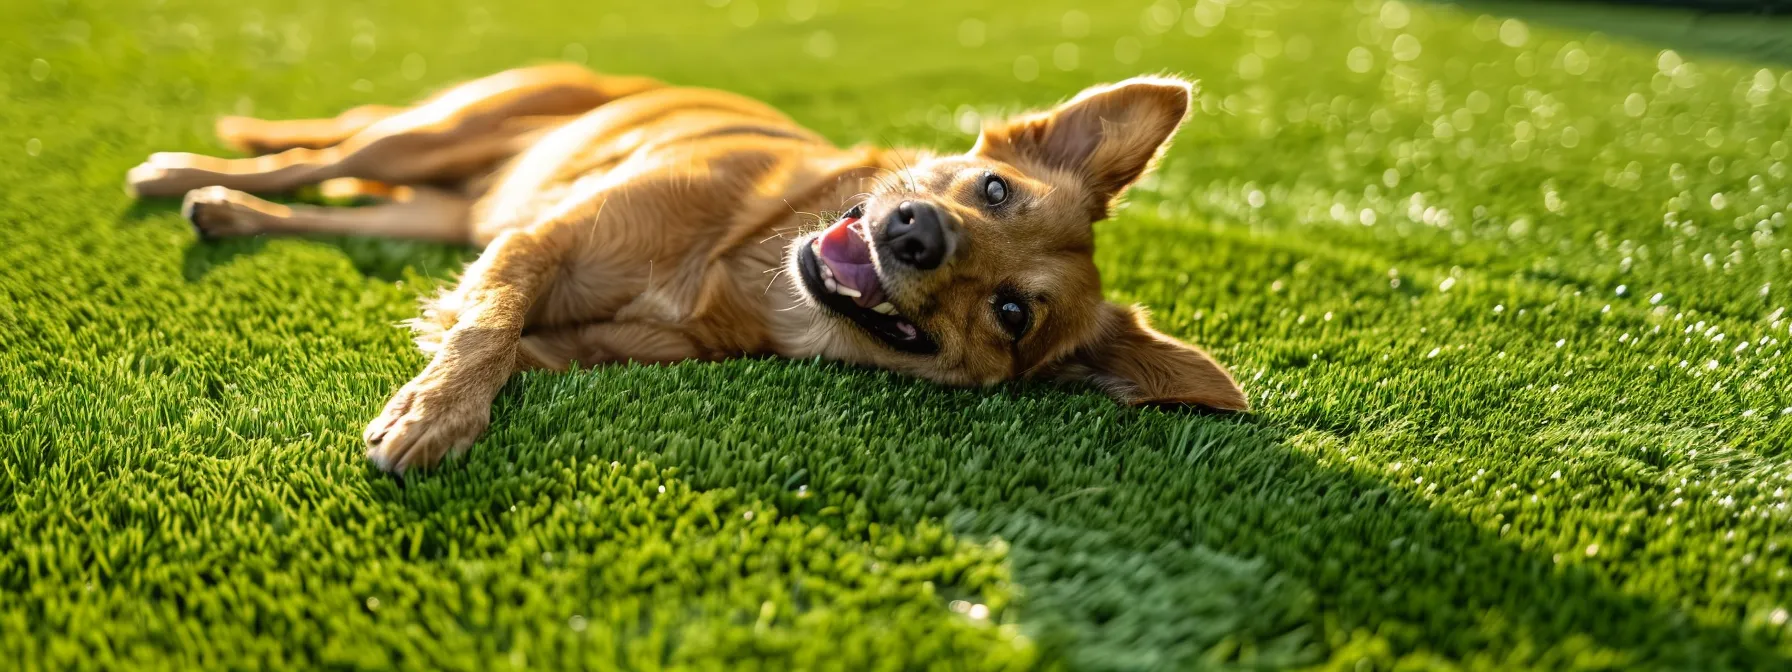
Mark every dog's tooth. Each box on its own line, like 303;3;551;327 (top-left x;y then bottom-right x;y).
871;302;896;315
824;278;838;293
836;285;861;298
819;264;834;280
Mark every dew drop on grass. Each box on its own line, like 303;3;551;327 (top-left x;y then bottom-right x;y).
958;19;986;48
1392;34;1421;62
1013;55;1038;82
568;615;588;632
401;53;427;80
26;138;42;157
1054;42;1079;71
1061;10;1089;38
1498;19;1529;48
1114;37;1141;64
29;58;49;81
729;0;759;27
806;31;837;59
560;44;587;65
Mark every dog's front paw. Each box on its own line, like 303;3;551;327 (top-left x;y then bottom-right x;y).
363;374;490;474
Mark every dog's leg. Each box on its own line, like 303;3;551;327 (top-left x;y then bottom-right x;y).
181;185;471;243
128;64;663;198
214;105;404;155
362;227;561;473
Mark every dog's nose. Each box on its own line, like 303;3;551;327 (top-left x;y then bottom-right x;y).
884;201;948;270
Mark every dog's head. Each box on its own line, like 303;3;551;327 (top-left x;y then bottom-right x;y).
791;76;1247;410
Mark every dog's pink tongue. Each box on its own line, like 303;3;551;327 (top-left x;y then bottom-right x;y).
816;218;886;308
819;218;871;264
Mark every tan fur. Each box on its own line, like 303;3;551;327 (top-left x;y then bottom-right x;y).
127;64;1247;473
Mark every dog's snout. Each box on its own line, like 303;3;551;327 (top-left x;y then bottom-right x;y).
883;201;948;270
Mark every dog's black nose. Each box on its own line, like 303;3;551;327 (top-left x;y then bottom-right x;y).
884;201;948;270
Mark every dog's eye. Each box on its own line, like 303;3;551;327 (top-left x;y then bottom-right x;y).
994;298;1030;339
982;175;1009;206
843;203;865;220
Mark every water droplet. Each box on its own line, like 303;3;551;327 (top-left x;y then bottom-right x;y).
351;33;376;61
1062;10;1090;38
1237;53;1263;79
958;19;986;48
25;138;42;157
1658;50;1683;74
366;597;381;610
1439;277;1456;292
1650;293;1664;305
401;53;427;80
1499;19;1529;48
967;603;991;620
1347;47;1374;73
729;0;759;28
1585;543;1599;557
568;615;588;631
29;59;49;81
1189;0;1225;29
1380;1;1411;29
1114;37;1142;65
1624;93;1647;117
1427;347;1441;358
1711;193;1728;210
806;31;837;59
1392;34;1422;62
1054;42;1080;71
1013;55;1039;82
1562;47;1589;75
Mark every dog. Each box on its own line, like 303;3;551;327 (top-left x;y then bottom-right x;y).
125;64;1248;474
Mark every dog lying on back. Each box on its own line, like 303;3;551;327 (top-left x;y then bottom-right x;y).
126;64;1247;473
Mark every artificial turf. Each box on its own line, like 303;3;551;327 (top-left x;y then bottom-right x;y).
3;0;1791;669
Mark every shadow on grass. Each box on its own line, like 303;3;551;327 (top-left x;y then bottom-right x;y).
371;362;1790;669
1446;0;1792;64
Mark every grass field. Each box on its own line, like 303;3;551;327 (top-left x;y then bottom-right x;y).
4;0;1792;669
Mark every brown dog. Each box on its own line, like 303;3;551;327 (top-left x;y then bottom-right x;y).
125;64;1247;473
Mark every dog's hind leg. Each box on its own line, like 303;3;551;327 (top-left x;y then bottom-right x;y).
182;184;472;243
214;105;405;155
128;64;664;198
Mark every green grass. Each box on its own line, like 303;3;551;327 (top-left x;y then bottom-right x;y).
3;0;1791;669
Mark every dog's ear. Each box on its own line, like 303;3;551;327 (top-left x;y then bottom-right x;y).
976;76;1193;219
1053;304;1247;410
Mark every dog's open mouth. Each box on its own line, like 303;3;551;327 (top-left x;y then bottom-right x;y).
797;213;938;355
